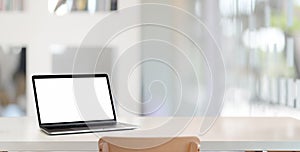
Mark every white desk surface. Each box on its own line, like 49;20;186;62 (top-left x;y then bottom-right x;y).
1;116;300;151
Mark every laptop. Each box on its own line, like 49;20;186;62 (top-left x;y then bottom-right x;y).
32;73;137;135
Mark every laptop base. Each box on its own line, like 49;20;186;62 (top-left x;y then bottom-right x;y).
41;122;137;135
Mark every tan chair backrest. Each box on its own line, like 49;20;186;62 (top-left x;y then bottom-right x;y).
99;136;200;152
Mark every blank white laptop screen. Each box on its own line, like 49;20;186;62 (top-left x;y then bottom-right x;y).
34;77;115;124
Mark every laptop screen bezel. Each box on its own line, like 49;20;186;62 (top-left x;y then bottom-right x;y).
32;73;117;127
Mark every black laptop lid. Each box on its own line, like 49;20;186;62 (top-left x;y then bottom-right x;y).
32;74;117;126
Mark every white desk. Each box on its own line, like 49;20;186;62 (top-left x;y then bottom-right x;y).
1;117;300;151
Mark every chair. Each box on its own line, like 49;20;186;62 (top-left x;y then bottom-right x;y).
99;136;200;152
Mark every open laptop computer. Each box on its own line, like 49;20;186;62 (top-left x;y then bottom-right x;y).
32;73;137;135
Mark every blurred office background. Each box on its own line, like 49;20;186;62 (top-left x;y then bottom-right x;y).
1;0;300;119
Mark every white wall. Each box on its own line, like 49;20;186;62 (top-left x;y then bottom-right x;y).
140;0;216;116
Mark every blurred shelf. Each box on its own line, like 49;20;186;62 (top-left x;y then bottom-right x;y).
0;0;25;12
48;0;117;16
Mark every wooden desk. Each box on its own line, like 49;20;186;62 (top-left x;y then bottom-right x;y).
1;117;300;151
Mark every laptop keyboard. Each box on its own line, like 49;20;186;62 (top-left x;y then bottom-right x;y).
44;122;129;132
